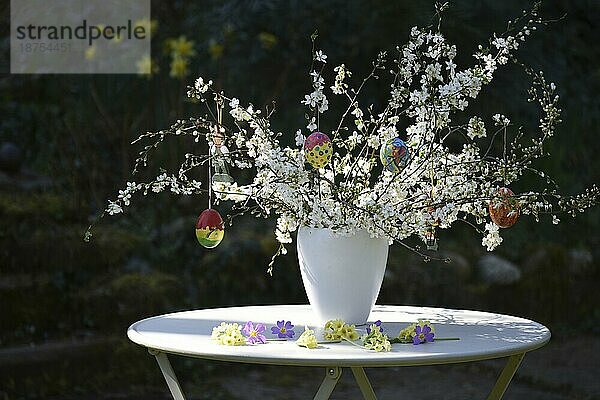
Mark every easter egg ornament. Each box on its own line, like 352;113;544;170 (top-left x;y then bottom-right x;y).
195;209;225;248
195;94;226;249
489;187;520;228
304;132;332;169
425;227;438;251
380;138;410;173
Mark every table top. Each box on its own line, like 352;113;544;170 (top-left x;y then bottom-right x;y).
127;305;550;367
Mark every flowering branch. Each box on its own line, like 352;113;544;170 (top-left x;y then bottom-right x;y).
89;3;598;271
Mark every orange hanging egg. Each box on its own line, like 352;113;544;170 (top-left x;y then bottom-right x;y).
195;209;224;248
488;187;520;228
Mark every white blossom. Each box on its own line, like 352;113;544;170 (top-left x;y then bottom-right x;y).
492;113;511;126
295;129;305;146
194;77;212;94
307;117;317;132
366;135;379;148
331;64;351;95
482;223;503;251
315;50;327;63
106;201;123;215
467;116;487;139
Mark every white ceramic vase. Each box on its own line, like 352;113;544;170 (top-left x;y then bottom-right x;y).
296;226;389;325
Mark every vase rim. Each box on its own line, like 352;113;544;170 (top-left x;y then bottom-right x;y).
298;225;389;242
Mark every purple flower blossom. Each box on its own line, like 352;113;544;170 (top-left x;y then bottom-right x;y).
271;320;295;339
243;321;267;344
413;324;435;345
366;320;383;334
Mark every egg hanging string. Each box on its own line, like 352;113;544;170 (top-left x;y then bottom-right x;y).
208;143;212;210
502;124;508;185
207;121;212;210
209;93;224;210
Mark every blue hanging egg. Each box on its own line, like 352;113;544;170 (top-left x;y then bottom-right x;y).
380;138;410;173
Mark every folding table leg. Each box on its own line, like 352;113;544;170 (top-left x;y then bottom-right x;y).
486;352;526;400
351;367;377;400
313;366;342;400
148;349;187;400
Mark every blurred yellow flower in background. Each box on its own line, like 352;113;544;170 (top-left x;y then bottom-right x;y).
258;32;278;50
165;35;196;79
136;55;158;77
135;18;159;38
208;40;224;60
170;56;189;79
85;45;97;60
167;36;196;58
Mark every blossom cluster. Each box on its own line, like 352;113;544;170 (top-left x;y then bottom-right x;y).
397;320;436;345
211;322;246;346
324;319;360;341
98;3;599;263
211;320;294;346
296;327;319;349
361;322;392;352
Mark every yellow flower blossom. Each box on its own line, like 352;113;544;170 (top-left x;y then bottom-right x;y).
211;322;246;346
397;320;435;342
324;319;359;341
296;326;318;349
342;325;360;341
325;319;343;331
362;322;391;352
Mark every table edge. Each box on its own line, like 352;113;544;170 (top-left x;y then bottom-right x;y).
127;304;551;368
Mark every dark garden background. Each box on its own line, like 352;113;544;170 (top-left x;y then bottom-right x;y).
0;1;598;399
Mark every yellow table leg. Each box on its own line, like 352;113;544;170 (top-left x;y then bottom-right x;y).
149;349;186;400
314;367;342;400
351;367;378;400
486;352;526;400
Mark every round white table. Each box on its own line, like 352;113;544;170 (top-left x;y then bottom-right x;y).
127;305;550;400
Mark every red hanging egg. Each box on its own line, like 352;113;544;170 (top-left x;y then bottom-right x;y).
488;187;520;228
195;209;224;248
